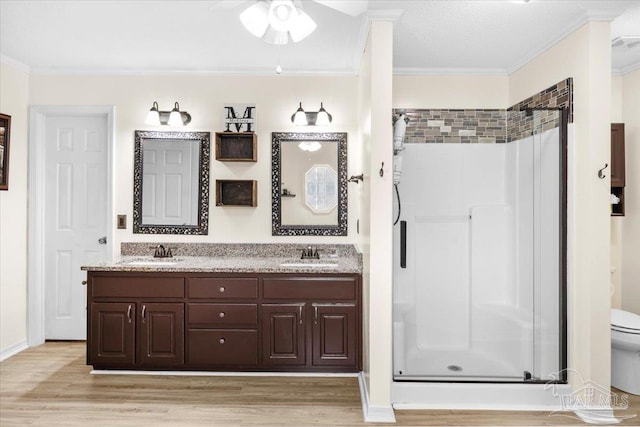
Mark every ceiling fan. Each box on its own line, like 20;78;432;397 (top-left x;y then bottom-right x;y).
218;0;369;45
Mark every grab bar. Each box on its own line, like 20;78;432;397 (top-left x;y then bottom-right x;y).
400;221;407;269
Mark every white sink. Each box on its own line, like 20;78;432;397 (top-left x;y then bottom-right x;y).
279;261;339;269
125;259;180;266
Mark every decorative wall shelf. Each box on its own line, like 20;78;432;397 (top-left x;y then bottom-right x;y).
216;180;257;207
215;132;257;162
611;123;625;217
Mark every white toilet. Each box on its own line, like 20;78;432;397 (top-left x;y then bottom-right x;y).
611;308;640;395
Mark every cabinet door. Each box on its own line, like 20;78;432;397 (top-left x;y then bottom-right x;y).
261;303;306;366
138;303;184;367
611;123;625;187
89;302;135;367
312;304;357;367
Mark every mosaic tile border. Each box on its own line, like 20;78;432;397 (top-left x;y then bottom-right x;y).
392;78;573;145
507;78;573;142
392;109;507;144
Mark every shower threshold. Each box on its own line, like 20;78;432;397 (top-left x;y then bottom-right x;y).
394;374;524;382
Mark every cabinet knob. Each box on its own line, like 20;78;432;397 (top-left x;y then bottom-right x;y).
81;280;87;286
219;286;225;293
219;338;225;344
219;312;225;318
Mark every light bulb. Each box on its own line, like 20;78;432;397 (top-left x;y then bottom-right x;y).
145;101;160;125
168;102;183;126
292;102;307;126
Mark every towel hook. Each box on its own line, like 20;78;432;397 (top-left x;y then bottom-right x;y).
598;163;608;179
379;162;384;177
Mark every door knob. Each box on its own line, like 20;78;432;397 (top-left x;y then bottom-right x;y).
98;236;107;245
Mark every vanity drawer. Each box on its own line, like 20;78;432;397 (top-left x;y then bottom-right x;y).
187;329;258;366
188;278;258;299
188;303;257;326
91;276;185;298
263;277;356;300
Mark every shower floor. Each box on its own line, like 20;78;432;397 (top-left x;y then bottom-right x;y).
395;347;525;381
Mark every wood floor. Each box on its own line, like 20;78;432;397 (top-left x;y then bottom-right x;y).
1;342;638;426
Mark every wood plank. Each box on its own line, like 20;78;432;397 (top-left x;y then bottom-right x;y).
1;342;639;426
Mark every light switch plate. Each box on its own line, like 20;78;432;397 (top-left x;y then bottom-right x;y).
117;215;127;229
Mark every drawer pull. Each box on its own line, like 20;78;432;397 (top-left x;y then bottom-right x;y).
219;338;225;344
219;312;225;318
219;286;225;293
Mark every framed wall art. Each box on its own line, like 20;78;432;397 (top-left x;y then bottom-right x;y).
0;113;11;191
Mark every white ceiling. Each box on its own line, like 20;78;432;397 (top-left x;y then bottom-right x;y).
1;0;639;75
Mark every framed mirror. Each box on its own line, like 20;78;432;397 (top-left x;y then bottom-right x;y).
272;132;347;236
133;130;210;235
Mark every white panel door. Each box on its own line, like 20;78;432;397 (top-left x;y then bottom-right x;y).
44;115;108;340
141;139;198;225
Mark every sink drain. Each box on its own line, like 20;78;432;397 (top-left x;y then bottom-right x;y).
447;365;463;372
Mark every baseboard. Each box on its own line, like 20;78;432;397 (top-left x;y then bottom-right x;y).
358;372;396;423
91;370;358;378
0;340;28;362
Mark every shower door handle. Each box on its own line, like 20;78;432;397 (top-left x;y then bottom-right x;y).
400;221;407;269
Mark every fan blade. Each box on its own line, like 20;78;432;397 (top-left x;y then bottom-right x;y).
313;0;369;16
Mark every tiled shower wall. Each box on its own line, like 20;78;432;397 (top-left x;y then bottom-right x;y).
507;78;573;142
393;78;573;144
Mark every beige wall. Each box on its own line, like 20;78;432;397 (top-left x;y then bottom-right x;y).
0;62;30;353
28;74;359;252
509;21;612;390
621;69;640;314
393;75;508;108
611;75;622;310
357;19;395;414
357;28;372;397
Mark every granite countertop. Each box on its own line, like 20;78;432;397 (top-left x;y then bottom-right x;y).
81;243;362;274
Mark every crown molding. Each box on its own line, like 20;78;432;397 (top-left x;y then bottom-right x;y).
506;11;617;75
0;53;30;74
394;67;508;76
28;67;358;76
614;61;640;76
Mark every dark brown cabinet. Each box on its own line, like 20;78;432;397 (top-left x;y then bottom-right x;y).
87;272;361;372
611;123;625;187
89;302;184;368
138;303;184;367
611;123;626;216
90;302;135;366
262;303;306;366
312;303;357;367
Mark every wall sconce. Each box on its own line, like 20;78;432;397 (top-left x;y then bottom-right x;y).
291;102;332;126
145;101;192;126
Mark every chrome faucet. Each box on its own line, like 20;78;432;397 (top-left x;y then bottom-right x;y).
300;246;319;260
153;245;173;258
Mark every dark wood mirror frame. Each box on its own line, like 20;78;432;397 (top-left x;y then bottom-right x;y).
0;113;11;191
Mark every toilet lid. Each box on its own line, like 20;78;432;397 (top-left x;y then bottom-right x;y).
611;309;640;333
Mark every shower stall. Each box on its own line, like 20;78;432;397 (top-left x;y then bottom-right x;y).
393;108;567;384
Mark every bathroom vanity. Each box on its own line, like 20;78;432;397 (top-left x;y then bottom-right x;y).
82;244;362;373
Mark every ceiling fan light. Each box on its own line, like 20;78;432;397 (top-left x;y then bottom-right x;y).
289;9;317;42
268;0;297;32
262;26;289;45
298;141;322;152
240;1;270;38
